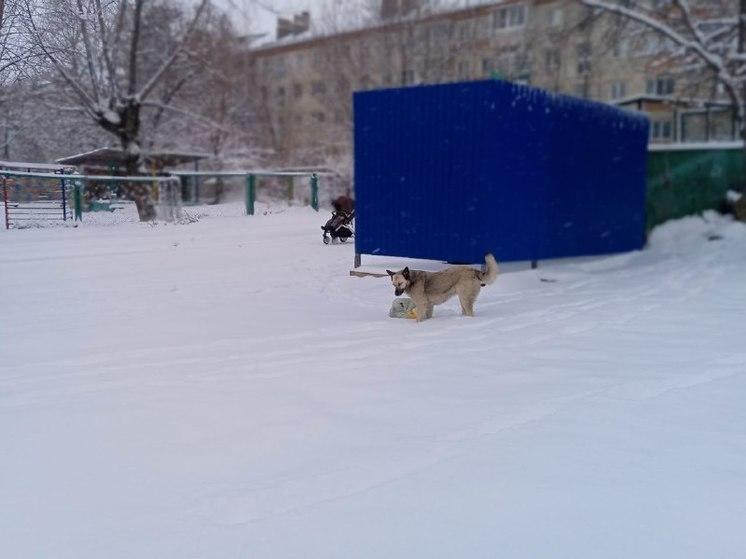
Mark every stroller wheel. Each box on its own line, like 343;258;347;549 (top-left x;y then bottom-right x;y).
339;237;349;243
323;234;331;244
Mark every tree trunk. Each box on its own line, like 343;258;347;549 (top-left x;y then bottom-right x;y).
101;99;156;221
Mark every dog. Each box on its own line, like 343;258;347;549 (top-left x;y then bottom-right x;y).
387;254;499;322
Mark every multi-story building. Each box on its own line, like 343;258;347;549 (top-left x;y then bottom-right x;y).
249;0;736;184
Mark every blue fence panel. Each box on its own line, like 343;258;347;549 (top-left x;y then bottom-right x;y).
353;80;649;264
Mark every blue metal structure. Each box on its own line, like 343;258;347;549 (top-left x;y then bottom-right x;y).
353;80;649;264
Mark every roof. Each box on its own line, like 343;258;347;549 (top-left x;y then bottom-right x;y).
251;0;521;54
55;148;211;168
0;160;74;172
613;94;732;108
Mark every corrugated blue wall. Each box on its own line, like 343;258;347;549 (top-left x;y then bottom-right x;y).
353;80;649;264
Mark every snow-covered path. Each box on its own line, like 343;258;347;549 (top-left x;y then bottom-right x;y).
1;207;745;558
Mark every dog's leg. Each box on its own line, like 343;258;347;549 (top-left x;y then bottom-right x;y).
426;302;434;319
458;285;480;317
412;295;430;322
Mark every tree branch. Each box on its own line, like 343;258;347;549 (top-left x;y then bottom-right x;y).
127;0;144;95
75;0;102;102
22;1;98;112
137;0;208;101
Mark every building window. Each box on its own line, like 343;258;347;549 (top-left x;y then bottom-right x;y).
430;23;450;43
577;43;591;74
311;81;326;95
646;76;675;95
312;111;326;123
459;21;475;42
271;56;286;79
293;83;303;98
493;4;527;30
548;7;563;28
482;58;493;74
401;69;415;85
651;0;672;9
512;51;531;78
545;49;561;71
610;81;627;99
651;120;673;140
276;86;286;102
612;38;630;59
457;60;470;79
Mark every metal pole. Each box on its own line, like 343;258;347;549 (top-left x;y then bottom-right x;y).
3;177;9;230
286;175;294;205
74;180;83;221
245;174;255;215
310;173;319;211
194;160;200;204
61;178;67;221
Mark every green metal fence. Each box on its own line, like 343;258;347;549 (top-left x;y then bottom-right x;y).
647;143;744;230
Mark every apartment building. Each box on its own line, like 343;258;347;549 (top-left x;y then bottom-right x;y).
249;0;734;176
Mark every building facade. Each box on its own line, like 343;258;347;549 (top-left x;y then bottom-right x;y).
249;0;734;185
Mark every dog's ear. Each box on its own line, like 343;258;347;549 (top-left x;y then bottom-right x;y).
402;267;410;280
386;270;395;276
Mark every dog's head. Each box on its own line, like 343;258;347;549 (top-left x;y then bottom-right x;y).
386;267;410;296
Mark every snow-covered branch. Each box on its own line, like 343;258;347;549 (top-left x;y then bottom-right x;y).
137;0;208;102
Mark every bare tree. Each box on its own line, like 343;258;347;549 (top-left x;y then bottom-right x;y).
23;0;209;220
577;0;746;209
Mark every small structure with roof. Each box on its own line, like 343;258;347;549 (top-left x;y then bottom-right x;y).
56;147;211;205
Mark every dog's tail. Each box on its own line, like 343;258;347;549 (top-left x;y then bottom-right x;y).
477;253;499;286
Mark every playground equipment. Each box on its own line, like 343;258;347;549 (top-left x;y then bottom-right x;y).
1;171;180;229
1;168;332;229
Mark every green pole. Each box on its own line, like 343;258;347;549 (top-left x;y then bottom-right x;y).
310;173;319;211
245;174;255;215
74;180;83;221
286;175;294;205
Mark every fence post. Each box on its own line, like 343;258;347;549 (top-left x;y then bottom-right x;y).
74;180;83;221
245;174;255;215
286;175;294;205
3;177;9;230
310;173;319;211
61;178;67;221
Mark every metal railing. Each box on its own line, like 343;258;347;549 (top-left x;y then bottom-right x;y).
1;168;331;228
170;170;328;215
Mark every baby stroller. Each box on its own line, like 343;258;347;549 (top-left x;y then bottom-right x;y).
321;195;355;244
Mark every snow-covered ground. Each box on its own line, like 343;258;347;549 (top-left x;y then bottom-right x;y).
1;205;745;558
